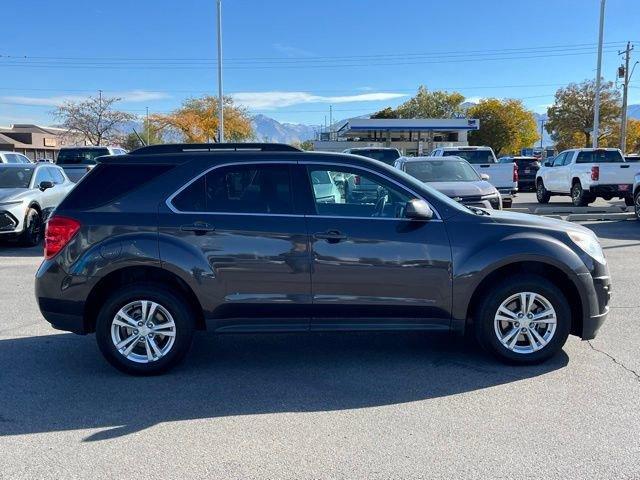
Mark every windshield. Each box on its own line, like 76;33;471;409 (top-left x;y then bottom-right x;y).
56;148;110;165
405;160;480;182
0;168;33;188
576;150;624;163
442;149;495;164
352;149;400;165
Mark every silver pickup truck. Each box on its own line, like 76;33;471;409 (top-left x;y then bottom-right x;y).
430;146;517;206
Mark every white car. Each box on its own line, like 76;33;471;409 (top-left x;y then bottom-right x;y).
535;148;636;206
0;151;32;164
0;163;74;246
633;171;640;220
430;146;518;206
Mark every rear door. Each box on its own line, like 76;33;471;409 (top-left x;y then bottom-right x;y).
160;161;312;332
301;161;452;331
545;152;567;192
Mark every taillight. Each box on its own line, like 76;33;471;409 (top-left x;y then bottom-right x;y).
44;216;81;259
354;175;361;185
513;163;519;182
591;166;600;181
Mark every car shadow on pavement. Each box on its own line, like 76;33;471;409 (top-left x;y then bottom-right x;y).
0;331;568;442
0;242;43;258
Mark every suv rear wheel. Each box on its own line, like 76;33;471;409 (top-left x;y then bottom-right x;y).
634;190;640;220
96;284;195;375
474;275;571;364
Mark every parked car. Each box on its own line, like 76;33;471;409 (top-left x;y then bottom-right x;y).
394;156;501;209
634;171;640;220
499;156;540;192
536;148;635;206
0;151;32;164
56;146;127;183
0;163;74;246
36;143;610;375
430;146;518;207
342;147;401;166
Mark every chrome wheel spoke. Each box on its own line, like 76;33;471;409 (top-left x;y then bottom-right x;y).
115;334;137;350
116;310;138;327
146;302;159;322
529;327;548;350
497;306;518;319
525;330;540;351
148;337;162;358
144;339;154;361
122;336;140;357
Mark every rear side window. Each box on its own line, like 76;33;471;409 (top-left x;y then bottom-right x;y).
172;164;293;214
353;149;400;165
57;148;110;165
59;164;173;210
576;150;624;163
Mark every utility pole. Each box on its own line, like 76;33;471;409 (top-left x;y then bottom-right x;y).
329;105;333;141
592;0;606;148
540;119;545;149
146;107;150;145
216;0;224;143
618;42;635;152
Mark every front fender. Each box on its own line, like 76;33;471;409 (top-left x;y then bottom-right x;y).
450;232;590;333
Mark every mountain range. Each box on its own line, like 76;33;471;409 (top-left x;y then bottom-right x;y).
251;114;318;144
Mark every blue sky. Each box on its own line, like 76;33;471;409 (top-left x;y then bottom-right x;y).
1;0;640;127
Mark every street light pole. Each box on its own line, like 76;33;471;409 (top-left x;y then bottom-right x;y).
592;0;606;148
216;0;224;143
619;42;634;152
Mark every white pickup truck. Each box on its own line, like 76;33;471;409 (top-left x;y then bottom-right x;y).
535;148;637;207
430;146;518;206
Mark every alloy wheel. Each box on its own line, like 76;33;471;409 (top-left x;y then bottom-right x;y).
493;292;557;354
635;193;640;220
110;300;176;363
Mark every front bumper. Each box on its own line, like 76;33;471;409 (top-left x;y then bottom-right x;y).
0;204;25;235
577;268;611;340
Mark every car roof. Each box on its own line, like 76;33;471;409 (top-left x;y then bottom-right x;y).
347;147;398;151
59;146;114;150
399;156;463;162
439;146;491;150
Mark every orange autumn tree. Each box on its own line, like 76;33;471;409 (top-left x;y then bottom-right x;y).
151;96;253;143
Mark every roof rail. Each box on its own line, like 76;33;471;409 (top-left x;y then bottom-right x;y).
130;143;301;155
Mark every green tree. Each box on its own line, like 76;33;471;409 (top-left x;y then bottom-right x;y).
371;86;465;119
546;79;621;150
467;99;538;155
371;107;398;119
151;96;253;143
299;140;314;151
121;119;165;150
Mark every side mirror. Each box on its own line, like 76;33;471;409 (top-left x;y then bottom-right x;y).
480;173;490;180
39;180;54;191
544;161;553;167
405;199;433;220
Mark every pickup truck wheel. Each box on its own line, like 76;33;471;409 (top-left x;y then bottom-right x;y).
474;275;571;365
571;181;591;207
536;181;551;204
18;208;42;247
95;283;195;375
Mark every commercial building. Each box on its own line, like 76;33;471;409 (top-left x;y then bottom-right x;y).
0;124;72;161
313;118;480;155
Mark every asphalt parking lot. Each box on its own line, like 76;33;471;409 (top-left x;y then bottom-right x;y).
0;194;638;479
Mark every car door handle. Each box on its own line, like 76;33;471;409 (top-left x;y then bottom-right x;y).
180;222;215;235
314;230;347;243
621;164;630;168
479;164;490;168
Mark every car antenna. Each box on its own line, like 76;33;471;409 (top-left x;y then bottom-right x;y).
131;127;147;146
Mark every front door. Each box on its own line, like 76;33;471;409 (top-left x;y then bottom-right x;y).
159;162;312;332
301;163;452;331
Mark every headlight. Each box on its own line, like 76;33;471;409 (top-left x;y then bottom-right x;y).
0;200;22;207
567;230;606;265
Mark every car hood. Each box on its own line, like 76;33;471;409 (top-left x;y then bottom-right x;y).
427;180;496;197
0;188;29;203
486;209;593;235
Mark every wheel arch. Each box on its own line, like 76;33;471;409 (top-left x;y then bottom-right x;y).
83;265;205;334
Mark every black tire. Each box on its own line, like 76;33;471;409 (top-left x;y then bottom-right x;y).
473;274;571;365
95;283;195;375
536;180;551;204
634;190;640;220
18;207;42;247
624;195;634;207
571;181;591;207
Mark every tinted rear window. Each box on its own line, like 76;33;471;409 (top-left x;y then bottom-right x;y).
56;148;110;165
576;150;624;163
442;149;495;164
624;156;640;163
351;149;400;165
59;164;173;210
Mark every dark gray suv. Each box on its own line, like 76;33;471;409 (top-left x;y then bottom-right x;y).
35;143;611;375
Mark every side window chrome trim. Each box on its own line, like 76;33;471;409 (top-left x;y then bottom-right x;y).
300;160;442;220
165;160;297;214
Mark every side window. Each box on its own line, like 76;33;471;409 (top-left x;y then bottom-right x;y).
48;167;65;184
33;168;52;186
552;153;566;167
17;154;31;164
562;152;574;165
307;166;411;219
171;164;293;214
5;154;19;164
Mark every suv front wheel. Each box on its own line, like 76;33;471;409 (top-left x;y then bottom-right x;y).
634;189;640;220
96;284;195;375
474;275;571;364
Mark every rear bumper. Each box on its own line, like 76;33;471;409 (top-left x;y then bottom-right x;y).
589;184;633;197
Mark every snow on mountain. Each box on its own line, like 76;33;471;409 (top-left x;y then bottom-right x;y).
251;114;317;144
